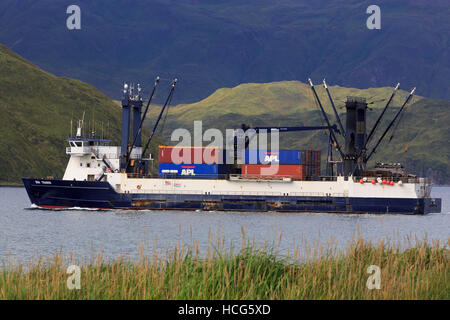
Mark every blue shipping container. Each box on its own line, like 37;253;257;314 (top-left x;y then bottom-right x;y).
158;163;229;178
244;150;302;165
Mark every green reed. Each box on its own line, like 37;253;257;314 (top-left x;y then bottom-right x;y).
0;231;448;300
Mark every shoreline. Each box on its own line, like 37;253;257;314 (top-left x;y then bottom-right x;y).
0;183;23;187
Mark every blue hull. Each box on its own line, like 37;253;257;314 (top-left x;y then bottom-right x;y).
22;178;442;214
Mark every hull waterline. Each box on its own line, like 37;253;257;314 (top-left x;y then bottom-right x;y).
22;178;442;214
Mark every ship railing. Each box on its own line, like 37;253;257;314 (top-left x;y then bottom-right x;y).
95;152;120;159
66;146;92;154
130;189;204;194
302;176;338;181
128;188;347;197
65;146;120;159
353;176;430;184
230;174;338;181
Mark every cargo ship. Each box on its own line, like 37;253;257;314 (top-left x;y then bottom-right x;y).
22;79;442;214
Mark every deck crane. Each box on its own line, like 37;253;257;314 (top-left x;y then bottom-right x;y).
365;83;400;148
322;79;346;138
141;79;178;162
308;79;345;160
366;87;416;162
124;76;160;171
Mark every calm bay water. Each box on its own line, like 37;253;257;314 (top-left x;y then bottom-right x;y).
0;186;449;263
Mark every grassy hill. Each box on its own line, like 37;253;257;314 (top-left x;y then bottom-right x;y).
0;44;159;184
147;81;450;184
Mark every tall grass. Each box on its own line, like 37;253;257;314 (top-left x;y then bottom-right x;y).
0;232;448;300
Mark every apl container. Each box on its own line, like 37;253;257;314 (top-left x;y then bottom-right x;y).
158;163;228;178
159;146;223;164
244;150;302;165
241;164;303;180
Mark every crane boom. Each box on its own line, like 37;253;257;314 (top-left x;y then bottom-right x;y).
365;83;400;148
141;79;177;158
323;79;345;137
308;78;345;159
252;125;338;133
366;87;415;162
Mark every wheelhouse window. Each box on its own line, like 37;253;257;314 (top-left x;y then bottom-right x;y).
71;141;83;147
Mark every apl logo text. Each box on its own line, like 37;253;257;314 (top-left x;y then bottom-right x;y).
181;169;196;176
264;155;279;163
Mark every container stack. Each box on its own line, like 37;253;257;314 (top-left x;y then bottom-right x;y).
241;150;303;180
241;164;303;180
158;146;228;179
241;149;321;180
301;150;321;178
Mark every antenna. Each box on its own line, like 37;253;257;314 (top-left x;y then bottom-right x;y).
70;110;74;137
92;107;95;137
76;111;85;137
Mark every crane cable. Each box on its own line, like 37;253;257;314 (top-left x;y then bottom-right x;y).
310;88;339;149
388;96;414;143
158;91;174;138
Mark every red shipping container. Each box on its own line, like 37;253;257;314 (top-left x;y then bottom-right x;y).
159;146;222;164
241;164;303;180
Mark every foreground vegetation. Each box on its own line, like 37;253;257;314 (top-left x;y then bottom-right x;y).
1;236;448;300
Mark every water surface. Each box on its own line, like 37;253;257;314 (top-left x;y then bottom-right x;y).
0;186;448;262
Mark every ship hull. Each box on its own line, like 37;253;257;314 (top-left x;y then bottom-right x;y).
22;178;441;214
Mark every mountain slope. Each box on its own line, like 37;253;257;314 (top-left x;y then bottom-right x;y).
0;0;448;103
148;81;449;183
0;44;158;184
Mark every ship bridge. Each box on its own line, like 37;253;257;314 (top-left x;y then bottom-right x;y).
66;138;142;159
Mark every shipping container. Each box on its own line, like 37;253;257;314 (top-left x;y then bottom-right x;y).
300;150;321;177
158;163;228;178
241;164;303;180
244;149;302;165
159;146;223;164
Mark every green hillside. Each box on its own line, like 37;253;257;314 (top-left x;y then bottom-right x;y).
148;81;449;184
0;45;158;184
1;1;448;102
